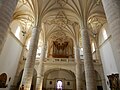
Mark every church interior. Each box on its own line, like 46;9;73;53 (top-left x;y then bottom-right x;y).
0;0;120;90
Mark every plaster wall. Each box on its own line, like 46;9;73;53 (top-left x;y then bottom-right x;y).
99;23;118;90
0;33;22;90
100;41;118;75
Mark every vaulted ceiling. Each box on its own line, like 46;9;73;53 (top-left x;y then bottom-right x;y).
12;0;107;47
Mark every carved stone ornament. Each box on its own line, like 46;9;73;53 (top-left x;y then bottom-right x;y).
45;11;74;27
56;0;68;7
50;31;69;43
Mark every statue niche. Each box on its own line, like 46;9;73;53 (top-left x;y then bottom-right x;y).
0;73;7;88
107;73;120;90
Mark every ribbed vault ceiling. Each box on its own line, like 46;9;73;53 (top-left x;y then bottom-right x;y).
13;0;106;46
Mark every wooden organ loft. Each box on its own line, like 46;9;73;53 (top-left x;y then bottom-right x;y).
52;41;69;58
52;40;74;58
47;32;74;58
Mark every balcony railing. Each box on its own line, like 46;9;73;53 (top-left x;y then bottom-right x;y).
36;58;100;64
44;58;75;63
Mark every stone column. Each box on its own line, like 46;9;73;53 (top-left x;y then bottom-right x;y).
20;26;40;90
36;42;47;90
0;0;18;53
102;0;120;73
81;27;97;90
74;44;82;90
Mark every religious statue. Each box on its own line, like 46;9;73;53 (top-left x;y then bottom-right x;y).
107;73;120;90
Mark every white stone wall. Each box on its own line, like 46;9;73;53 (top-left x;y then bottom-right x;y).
43;68;76;90
43;63;76;75
0;33;22;90
99;23;118;90
34;60;106;90
102;0;120;74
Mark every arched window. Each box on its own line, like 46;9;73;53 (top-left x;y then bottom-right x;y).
80;48;83;55
26;38;31;50
57;80;62;90
79;48;83;59
15;26;21;39
92;42;95;53
102;28;108;40
36;47;42;58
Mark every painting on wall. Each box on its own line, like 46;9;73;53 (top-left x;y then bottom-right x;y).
0;73;7;88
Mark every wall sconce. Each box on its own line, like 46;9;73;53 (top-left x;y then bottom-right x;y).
21;31;26;36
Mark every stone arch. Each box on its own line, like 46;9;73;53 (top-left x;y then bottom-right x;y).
43;68;76;90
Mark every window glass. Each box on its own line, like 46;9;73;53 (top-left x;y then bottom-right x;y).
57;80;62;90
102;28;108;40
26;38;31;50
80;48;83;59
36;47;42;58
15;26;21;39
92;42;95;52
